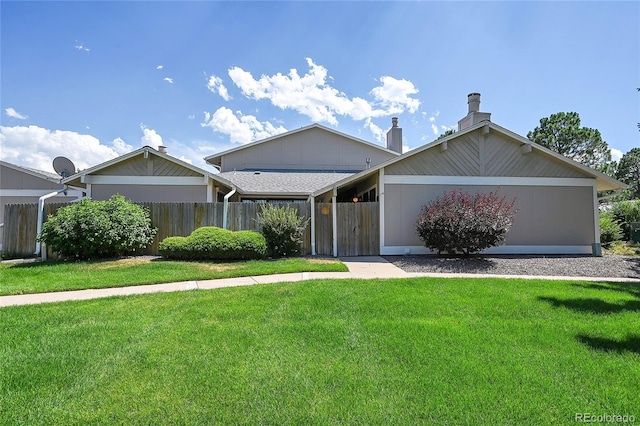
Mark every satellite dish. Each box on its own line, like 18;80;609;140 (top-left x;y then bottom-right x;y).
53;156;76;178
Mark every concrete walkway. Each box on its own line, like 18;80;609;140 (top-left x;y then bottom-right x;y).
1;256;638;308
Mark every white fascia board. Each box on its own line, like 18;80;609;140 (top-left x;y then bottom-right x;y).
81;176;209;185
380;245;593;255
0;189;78;197
383;175;597;187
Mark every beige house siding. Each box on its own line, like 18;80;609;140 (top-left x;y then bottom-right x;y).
90;184;207;203
1;165;79;251
386;128;590;179
1;166;61;190
383;183;595;249
221;127;396;172
96;155;202;177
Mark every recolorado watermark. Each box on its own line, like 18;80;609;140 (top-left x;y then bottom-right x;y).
575;413;636;423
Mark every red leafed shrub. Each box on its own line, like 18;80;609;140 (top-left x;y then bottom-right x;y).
416;189;519;255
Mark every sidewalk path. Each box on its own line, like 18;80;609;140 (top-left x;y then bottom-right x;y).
1;256;638;308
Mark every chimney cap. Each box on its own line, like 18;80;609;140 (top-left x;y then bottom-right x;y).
467;93;481;113
158;145;168;154
391;117;399;127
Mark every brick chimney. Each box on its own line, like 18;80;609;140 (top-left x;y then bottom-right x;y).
386;117;403;154
457;93;491;131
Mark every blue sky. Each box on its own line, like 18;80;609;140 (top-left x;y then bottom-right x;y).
1;1;638;174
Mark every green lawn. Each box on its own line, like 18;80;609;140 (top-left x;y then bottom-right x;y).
1;277;638;425
0;257;347;296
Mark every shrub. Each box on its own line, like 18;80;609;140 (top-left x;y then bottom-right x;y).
39;195;156;260
257;204;310;258
416;189;518;255
599;211;623;247
158;226;266;260
611;200;640;240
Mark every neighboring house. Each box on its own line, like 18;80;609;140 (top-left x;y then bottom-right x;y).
0;161;82;250
314;93;627;255
62;146;235;202
204;123;401;201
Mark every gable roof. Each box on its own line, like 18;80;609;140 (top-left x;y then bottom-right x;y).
204;123;400;168
0;160;61;183
313;120;628;195
61;146;236;190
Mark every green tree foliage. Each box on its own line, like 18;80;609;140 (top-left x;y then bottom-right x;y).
436;129;456;140
39;195;156;259
615;148;640;199
159;227;266;260
599;211;622;247
257;204;310;258
527;112;611;169
416;189;519;255
611;200;640;240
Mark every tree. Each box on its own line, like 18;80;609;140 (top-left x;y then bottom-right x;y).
616;147;640;199
527;112;611;169
437;129;456;140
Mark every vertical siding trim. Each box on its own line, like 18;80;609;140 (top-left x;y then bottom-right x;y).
479;130;486;176
332;188;338;257
592;183;600;244
379;168;385;251
309;195;316;255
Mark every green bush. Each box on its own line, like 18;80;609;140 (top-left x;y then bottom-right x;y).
39;195;156;260
416;189;518;255
599;211;623;247
611;200;640;240
158;226;266;260
257;204;310;258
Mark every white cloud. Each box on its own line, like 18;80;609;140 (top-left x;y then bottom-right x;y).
74;41;90;52
364;118;385;144
163;77;174;84
140;124;163;149
611;148;623;162
226;57;421;128
0;125;119;173
187;115;196;120
5;107;27;120
111;137;133;155
156;65;163;70
201;107;287;144
207;75;232;101
370;76;420;115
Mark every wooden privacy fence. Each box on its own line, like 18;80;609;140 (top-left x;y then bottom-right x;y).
2;201;379;258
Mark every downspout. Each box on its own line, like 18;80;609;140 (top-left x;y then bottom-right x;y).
308;193;316;256
332;187;338;257
35;187;67;257
222;187;236;230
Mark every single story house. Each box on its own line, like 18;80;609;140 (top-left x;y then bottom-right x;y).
313;93;627;255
